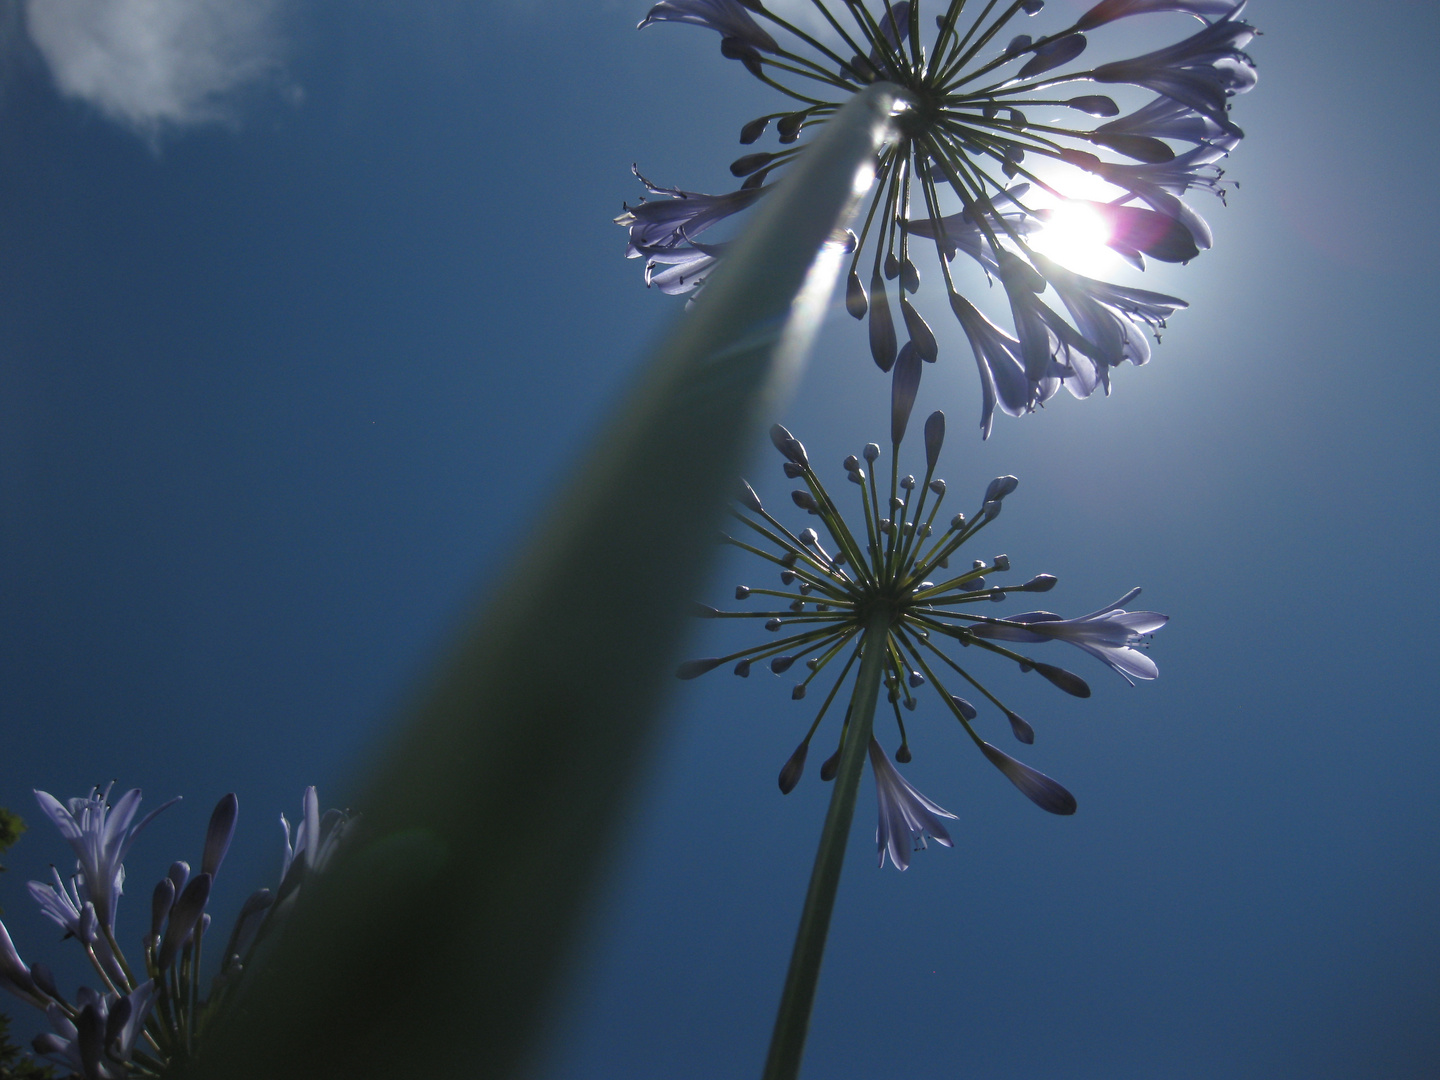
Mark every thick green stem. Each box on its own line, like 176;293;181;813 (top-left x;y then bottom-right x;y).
762;605;891;1080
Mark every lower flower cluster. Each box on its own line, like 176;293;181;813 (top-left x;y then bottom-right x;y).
679;412;1166;869
0;784;350;1079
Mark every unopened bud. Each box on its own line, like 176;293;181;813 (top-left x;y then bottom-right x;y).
863;443;880;462
783;461;804;479
950;696;978;720
771;655;796;674
900;475;916;491
791;683;806;700
929;479;945;495
993;554;1011;572
765;618;783;631
734;659;752;677
984;475;1019;503
799;528;818;545
735;585;751;599
1006;710;1036;744
908;671;925;688
950;513;966;530
1021;574;1057;592
780;570;796;584
779;741;809;794
843;455;860;471
791;490;819;512
739;480;763;513
691;603;721;618
990;588;1005;602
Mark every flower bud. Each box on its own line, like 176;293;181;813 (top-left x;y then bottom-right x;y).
778;741;809;794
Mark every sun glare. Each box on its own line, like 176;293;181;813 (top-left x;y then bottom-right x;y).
1029;201;1116;278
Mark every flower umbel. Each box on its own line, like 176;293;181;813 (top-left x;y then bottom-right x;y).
622;0;1255;436
0;785;353;1080
678;412;1166;868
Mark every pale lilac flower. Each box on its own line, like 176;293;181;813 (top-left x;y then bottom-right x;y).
615;170;762;257
1091;12;1258;123
636;0;778;55
1035;254;1187;385
869;738;956;871
972;587;1169;684
28;868;128;987
279;786;353;892
948;292;1041;439
1097;95;1241;146
1076;0;1244;30
623;0;1256;435
32;784;178;928
1089;143;1237;251
643;244;724;297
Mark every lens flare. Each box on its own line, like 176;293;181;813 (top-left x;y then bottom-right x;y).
1029;201;1115;276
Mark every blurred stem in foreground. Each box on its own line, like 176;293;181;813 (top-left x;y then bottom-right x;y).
191;84;901;1080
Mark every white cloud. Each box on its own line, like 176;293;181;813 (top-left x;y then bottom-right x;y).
24;0;286;137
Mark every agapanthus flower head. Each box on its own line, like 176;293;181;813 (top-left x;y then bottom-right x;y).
679;409;1166;867
8;784;352;1080
623;0;1254;436
31;784;179;929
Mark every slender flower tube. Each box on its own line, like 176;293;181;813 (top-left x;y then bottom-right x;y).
868;738;955;870
622;0;1256;436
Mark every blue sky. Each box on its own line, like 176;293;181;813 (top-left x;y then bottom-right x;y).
2;2;1437;1078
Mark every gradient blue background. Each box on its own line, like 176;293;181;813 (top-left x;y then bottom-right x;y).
2;2;1436;1077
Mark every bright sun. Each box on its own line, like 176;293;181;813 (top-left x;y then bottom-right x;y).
1028;200;1118;278
1025;172;1127;278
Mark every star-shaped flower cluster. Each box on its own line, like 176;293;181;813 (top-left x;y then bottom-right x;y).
678;412;1166;868
620;0;1255;436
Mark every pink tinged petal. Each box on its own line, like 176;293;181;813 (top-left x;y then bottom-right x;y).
979;742;1077;814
